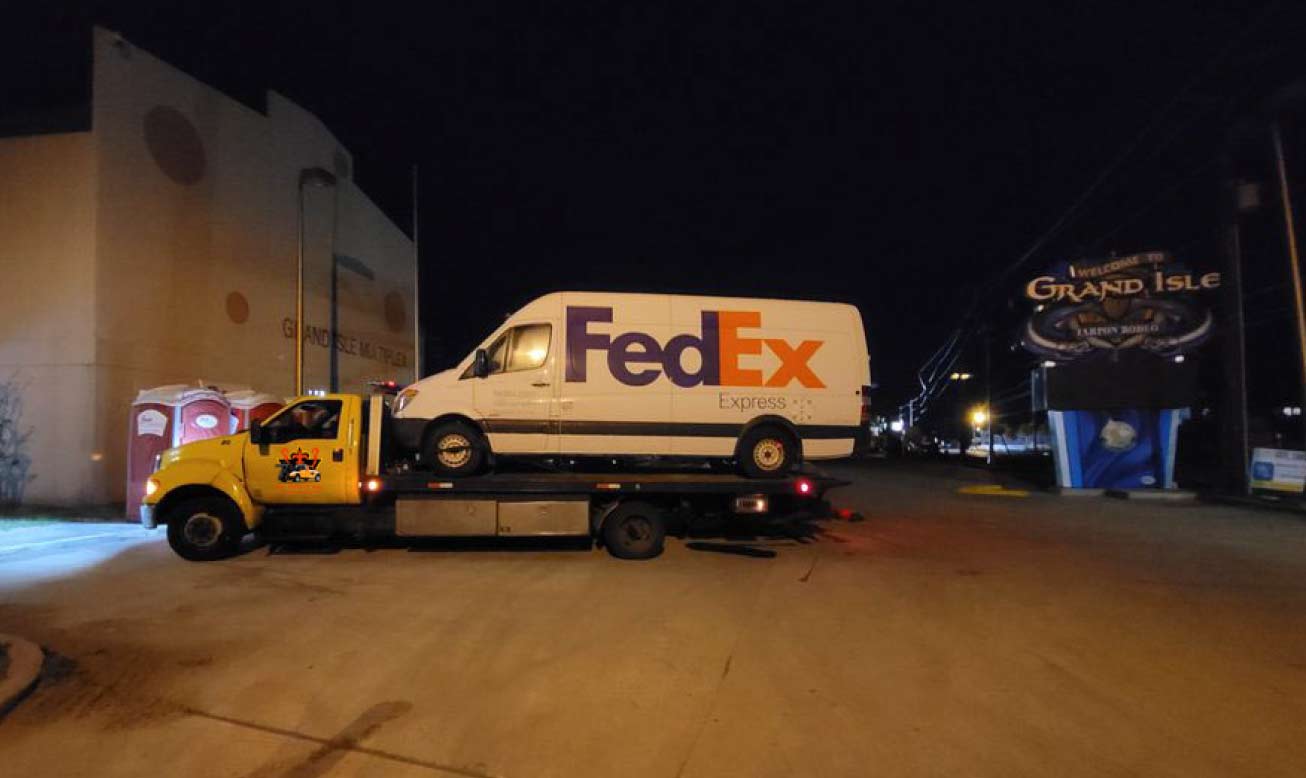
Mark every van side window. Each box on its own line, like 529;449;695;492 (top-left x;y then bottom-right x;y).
460;324;550;378
485;332;509;373
507;324;551;371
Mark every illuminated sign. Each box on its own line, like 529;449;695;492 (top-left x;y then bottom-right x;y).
1021;252;1220;360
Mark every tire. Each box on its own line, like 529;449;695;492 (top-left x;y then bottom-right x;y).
601;501;666;560
422;421;488;476
737;425;798;478
165;496;246;561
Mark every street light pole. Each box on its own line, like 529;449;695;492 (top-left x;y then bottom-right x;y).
295;167;338;397
412;163;422;384
985;330;993;466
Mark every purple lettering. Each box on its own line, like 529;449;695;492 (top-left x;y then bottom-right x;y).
608;332;662;386
664;311;721;387
566;306;613;382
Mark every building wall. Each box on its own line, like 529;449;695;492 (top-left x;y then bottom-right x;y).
0;29;414;506
0;132;99;504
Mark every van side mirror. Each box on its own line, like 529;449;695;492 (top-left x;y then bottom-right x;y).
473;348;490;378
249;419;266;445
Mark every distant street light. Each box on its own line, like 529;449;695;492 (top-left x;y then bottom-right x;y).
296;166;338;396
950;372;972;381
970;406;989;428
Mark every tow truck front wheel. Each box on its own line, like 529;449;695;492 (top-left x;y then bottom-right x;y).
165;497;246;561
601;501;666;560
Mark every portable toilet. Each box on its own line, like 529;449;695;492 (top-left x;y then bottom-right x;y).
226;390;284;433
125;385;187;517
176;387;232;446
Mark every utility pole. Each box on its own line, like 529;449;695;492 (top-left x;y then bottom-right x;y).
1217;144;1248;493
1219;152;1251;495
1270;121;1306;466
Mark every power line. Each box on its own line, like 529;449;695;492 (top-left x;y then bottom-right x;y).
901;1;1286;426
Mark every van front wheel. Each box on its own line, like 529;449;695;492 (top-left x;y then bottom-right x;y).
423;421;488;476
737;425;797;478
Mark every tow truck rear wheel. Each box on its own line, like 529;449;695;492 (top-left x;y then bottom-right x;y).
423;421;488;476
601;501;666;560
165;497;246;561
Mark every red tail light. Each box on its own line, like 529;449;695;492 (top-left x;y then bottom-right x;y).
795;477;814;496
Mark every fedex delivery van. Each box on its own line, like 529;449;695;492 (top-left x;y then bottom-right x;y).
392;292;870;477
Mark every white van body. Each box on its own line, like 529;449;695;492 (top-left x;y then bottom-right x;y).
391;292;870;464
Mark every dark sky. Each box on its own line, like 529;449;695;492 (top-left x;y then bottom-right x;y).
7;1;1305;412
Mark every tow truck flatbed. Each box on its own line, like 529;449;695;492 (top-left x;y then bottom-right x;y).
379;468;849;497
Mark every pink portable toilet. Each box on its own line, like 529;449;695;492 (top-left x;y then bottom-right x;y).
125;385;186;517
176;387;232;446
226;390;284;432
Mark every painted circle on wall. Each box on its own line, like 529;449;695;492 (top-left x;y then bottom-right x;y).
143;106;206;185
226;291;250;324
385;291;407;333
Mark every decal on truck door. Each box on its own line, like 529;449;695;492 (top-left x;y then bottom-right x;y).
277;447;322;483
565;306;826;388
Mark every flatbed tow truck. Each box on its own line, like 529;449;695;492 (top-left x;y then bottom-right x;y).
141;394;848;561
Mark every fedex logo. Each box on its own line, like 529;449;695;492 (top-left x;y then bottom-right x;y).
565;306;825;388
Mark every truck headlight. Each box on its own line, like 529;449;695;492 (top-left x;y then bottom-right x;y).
395;388;419;414
145;478;160;497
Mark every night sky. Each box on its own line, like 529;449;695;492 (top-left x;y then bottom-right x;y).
7;1;1306;418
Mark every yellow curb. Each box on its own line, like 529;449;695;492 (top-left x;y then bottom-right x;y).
958;484;1030;498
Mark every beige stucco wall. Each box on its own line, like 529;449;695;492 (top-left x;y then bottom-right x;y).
0;132;99;504
0;28;414;506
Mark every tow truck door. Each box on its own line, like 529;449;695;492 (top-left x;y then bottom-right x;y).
244;397;361;504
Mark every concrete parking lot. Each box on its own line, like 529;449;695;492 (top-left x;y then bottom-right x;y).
2;460;1305;777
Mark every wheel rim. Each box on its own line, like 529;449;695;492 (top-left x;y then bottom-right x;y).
753;438;785;471
620;516;653;546
182;513;223;548
437;433;472;468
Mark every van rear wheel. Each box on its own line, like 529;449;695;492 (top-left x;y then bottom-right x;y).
737;425;797;478
423;421;488;476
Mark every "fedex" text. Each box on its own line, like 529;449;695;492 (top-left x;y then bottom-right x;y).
565;306;825;389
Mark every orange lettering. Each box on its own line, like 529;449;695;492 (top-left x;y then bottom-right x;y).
764;339;825;388
718;311;763;386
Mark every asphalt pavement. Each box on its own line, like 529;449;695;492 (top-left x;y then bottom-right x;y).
1;460;1304;777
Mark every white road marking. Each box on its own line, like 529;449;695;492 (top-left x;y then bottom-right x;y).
0;531;143;556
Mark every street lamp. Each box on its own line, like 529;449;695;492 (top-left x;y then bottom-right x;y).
296;167;338;396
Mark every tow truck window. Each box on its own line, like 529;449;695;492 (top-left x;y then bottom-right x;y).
262;400;342;443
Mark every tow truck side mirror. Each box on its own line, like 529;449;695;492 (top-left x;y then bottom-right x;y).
249;419;266;446
473;348;490;378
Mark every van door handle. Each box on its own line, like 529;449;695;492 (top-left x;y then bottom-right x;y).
532;381;550;387
332;449;344;462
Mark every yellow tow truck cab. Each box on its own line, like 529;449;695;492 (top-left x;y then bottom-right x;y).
141;393;846;561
